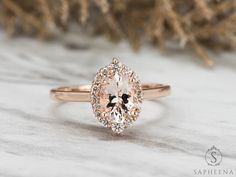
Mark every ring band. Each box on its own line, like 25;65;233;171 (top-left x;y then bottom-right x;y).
50;58;171;133
50;84;171;102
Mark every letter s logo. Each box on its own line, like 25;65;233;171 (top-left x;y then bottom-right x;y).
210;151;217;163
205;146;222;166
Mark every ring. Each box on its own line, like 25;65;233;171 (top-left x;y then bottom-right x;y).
50;58;171;133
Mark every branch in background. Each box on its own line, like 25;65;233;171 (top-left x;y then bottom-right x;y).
194;0;213;20
78;0;89;25
2;0;49;38
0;0;235;67
60;0;69;27
38;0;56;32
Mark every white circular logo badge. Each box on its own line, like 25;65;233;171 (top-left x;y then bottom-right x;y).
205;146;222;166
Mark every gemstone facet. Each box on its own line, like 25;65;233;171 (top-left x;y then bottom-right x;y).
91;59;143;133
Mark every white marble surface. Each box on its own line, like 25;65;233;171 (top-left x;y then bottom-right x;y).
0;31;235;177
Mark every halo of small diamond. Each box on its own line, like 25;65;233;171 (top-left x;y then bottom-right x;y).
90;58;143;133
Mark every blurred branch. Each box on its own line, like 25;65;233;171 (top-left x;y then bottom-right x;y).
0;0;236;66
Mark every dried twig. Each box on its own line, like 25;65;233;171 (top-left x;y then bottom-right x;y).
2;0;49;38
78;0;89;25
0;0;235;66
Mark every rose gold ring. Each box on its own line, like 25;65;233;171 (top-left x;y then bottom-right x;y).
50;58;171;133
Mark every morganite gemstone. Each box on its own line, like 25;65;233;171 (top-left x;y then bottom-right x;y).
100;72;135;124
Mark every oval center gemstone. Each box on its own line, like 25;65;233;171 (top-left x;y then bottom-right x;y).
101;73;134;124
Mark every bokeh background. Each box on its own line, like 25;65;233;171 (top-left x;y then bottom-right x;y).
0;1;236;177
1;0;236;66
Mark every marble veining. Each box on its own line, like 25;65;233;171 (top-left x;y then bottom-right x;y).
0;31;235;177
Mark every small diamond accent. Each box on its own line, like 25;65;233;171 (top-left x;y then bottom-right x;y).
111;123;125;133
